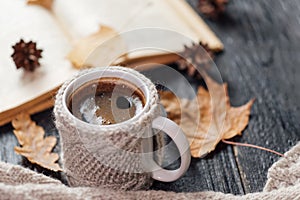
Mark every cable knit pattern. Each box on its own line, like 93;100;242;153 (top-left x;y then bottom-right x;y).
264;142;300;191
54;67;163;190
0;142;299;199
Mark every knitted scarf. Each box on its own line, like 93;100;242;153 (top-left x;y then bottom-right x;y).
0;142;299;199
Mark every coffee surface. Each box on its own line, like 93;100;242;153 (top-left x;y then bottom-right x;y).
68;78;145;125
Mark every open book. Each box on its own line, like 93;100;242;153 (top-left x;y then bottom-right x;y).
0;0;222;125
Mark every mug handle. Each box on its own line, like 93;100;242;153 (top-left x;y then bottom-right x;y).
151;116;191;182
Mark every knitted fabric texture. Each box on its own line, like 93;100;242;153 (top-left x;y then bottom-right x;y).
0;143;299;199
54;67;163;190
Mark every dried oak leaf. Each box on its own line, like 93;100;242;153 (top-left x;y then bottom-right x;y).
12;113;62;171
67;25;127;69
177;42;215;79
27;0;53;10
11;39;43;72
198;0;228;19
159;77;254;158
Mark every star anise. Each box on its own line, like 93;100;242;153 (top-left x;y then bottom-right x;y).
177;42;215;79
198;0;228;19
11;39;43;72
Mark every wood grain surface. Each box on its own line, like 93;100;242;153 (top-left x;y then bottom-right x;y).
1;0;300;195
193;0;300;193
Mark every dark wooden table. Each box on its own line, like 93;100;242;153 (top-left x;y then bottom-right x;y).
1;0;300;195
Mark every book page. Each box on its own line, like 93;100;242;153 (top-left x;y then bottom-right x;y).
0;1;76;113
53;0;219;59
0;0;222;125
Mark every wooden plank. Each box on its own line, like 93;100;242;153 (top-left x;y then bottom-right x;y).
186;0;300;193
151;144;244;194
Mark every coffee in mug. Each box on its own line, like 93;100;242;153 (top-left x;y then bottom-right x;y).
68;78;146;125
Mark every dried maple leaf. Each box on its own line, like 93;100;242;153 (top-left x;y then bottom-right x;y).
198;0;228;19
27;0;53;10
12;113;62;171
159;77;254;158
67;25;127;69
177;42;215;79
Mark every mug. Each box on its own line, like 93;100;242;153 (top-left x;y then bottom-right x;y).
54;66;191;190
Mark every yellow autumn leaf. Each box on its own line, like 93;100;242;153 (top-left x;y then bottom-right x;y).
67;25;127;69
12;113;62;171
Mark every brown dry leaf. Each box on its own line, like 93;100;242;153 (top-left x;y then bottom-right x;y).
176;42;215;79
12;113;62;171
159;77;254;158
67;25;127;69
27;0;53;10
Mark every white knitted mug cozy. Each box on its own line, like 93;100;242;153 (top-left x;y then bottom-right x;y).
54;66;190;191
